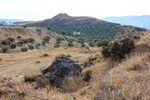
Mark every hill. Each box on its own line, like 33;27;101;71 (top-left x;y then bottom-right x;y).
25;13;147;40
102;15;150;29
0;26;82;53
0;19;26;25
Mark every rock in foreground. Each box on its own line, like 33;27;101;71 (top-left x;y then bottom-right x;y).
37;56;82;88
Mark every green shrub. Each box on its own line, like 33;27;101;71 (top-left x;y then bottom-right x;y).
67;38;74;43
101;37;135;61
28;45;34;50
22;39;29;44
23;26;27;28
56;37;65;44
2;47;9;53
27;38;35;43
81;43;85;47
47;27;51;30
17;41;24;46
1;40;11;45
10;43;16;49
68;42;73;47
133;35;140;40
96;39;110;47
89;41;95;47
77;40;84;44
21;47;28;52
61;30;68;35
7;37;15;42
36;43;41;46
43;36;50;43
17;36;22;39
63;36;68;40
42;40;46;45
43;53;49;57
54;43;60;48
56;39;61;44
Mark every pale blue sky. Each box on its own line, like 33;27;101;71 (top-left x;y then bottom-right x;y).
0;0;150;21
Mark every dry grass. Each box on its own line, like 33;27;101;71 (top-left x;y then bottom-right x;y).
2;31;150;100
0;47;103;100
95;52;150;99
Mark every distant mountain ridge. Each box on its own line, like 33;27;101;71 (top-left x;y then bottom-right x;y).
0;19;26;24
25;13;147;39
102;15;150;29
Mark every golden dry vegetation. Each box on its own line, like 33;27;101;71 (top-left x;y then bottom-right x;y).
1;32;150;100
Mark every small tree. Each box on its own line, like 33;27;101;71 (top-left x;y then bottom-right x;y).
17;41;24;46
28;45;34;50
10;43;17;49
68;42;73;47
42;40;46;45
89;41;95;47
23;26;27;28
96;39;110;47
28;38;35;43
61;30;68;35
2;40;11;45
54;43;60;48
81;43;85;47
47;27;51;30
101;37;135;61
17;36;22;39
22;39;29;44
2;47;9;53
43;36;50;43
7;37;15;42
21;47;28;52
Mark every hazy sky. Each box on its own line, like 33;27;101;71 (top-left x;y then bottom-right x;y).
0;0;150;21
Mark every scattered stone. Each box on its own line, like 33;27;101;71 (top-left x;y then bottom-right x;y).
37;56;82;88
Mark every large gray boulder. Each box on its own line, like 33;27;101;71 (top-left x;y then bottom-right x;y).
37;56;82;88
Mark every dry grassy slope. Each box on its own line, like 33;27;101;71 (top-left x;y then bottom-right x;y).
0;26;62;41
0;26;82;49
0;47;102;99
1;33;150;100
113;25;147;38
94;32;150;99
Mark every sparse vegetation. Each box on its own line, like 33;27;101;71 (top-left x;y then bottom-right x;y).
17;35;22;39
28;45;34;50
54;43;60;48
17;41;24;46
81;43;85;47
2;46;9;53
28;38;35;43
21;47;28;52
68;42;73;47
10;43;17;49
43;36;50;43
7;37;15;42
89;41;95;47
43;53;49;57
1;40;11;45
96;39;110;47
101;37;134;61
